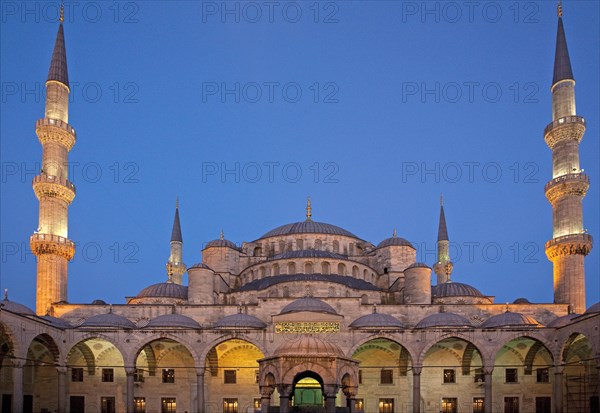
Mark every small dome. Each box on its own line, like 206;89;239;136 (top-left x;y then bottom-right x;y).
204;239;240;250
273;250;346;260
406;262;431;270
432;282;484;298
349;312;403;329
215;313;267;329
274;336;345;357
0;298;35;315
280;297;337;315
481;312;541;329
415;312;472;329
513;298;531;304
145;314;200;329
585;302;600;314
42;315;72;329
377;237;415;249
260;221;359;239
81;313;136;329
91;299;107;305
547;314;579;328
189;262;212;270
136;282;188;299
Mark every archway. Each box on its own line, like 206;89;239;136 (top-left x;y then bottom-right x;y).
561;333;596;413
25;333;61;413
291;371;325;410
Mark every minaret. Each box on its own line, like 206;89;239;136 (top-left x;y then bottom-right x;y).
544;2;592;314
166;199;186;284
30;6;76;315
433;196;453;285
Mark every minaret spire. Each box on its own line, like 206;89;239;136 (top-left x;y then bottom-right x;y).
30;15;76;315
433;196;453;284
166;200;186;284
544;3;592;314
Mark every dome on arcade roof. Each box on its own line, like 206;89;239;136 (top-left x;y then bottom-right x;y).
480;312;541;328
349;311;404;329
432;282;484;298
377;230;414;249
136;282;188;300
280;297;337;315
204;239;240;250
513;298;531;304
42;315;72;329
274;336;345;357
547;314;579;328
215;313;267;329
189;262;212;270
415;312;472;329
145;314;201;329
0;294;35;315
585;302;600;314
81;312;136;329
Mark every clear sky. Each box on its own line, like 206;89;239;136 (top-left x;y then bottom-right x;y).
1;1;598;309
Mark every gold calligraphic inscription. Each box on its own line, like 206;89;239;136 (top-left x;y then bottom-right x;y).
275;322;340;334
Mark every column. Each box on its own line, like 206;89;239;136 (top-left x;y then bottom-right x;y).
554;365;564;413
412;366;422;413
125;367;135;413
197;372;205;413
57;365;68;413
259;386;273;413
278;385;291;413
324;385;338;413
484;367;494;413
12;359;25;413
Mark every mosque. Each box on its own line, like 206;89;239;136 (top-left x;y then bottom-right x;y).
0;3;598;413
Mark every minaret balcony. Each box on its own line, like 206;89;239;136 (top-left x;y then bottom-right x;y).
30;233;75;260
545;233;593;260
35;118;76;150
544;116;586;148
33;174;76;204
544;173;589;203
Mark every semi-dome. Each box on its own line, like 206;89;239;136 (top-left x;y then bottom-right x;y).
280;297;337;315
377;236;414;249
513;298;531;304
189;262;212;270
547;314;579;328
91;299;107;305
274;336;345;357
432;282;484;298
0;297;35;315
136;282;188;300
145;314;200;329
349;312;403;329
273;250;346;260
215;313;267;329
481;312;541;328
585;301;600;314
42;315;72;329
406;262;431;270
81;313;136;329
260;221;359;239
204;238;240;250
415;312;472;329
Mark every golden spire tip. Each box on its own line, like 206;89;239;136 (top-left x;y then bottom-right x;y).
440;193;444;206
306;197;312;221
220;230;224;240
176;197;179;209
60;3;64;23
393;228;397;238
557;1;563;18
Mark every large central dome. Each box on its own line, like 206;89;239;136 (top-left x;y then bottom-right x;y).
259;220;359;240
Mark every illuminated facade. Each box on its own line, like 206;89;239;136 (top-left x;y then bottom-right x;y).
1;4;598;413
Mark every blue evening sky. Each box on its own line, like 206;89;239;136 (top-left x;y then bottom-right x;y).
1;1;598;309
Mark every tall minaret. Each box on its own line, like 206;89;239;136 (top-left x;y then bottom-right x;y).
544;2;592;314
166;200;186;284
30;7;77;315
433;196;453;284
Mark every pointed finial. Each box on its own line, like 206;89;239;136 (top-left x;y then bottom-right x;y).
440;193;444;206
166;263;174;283
557;1;563;18
238;303;243;314
220;230;225;240
306;197;312;221
393;228;397;238
172;304;177;314
60;3;64;23
109;304;113;314
176;197;179;209
373;304;377;314
3;289;8;300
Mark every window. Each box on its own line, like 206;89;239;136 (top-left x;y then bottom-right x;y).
506;368;518;383
474;368;485;383
224;369;237;384
162;368;175;383
379;398;394;413
161;398;176;413
134;368;144;383
358;370;363;384
504;397;519;413
355;399;364;411
473;398;485;413
255;370;260;384
380;369;393;384
223;398;238;413
101;368;114;382
71;367;83;382
441;398;457;413
101;397;116;413
443;369;456;383
536;368;550;383
134;397;146;413
535;397;551;413
254;399;261;410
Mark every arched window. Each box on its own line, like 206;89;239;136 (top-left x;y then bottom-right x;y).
332;240;340;253
282;286;290;298
363;269;368;280
338;263;346;276
254;246;262;256
315;239;322;250
352;265;359;277
279;241;285;253
260;267;266;277
322;262;330;275
296;239;304;250
349;243;355;256
273;264;280;276
288;262;296;274
361;294;369;304
305;262;314;273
